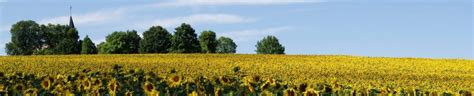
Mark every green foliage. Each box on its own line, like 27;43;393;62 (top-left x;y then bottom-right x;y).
5;20;243;55
139;26;172;53
255;35;285;54
16;23;81;55
81;35;98;54
199;30;218;53
216;37;237;53
99;30;141;54
5;20;41;55
170;23;201;53
53;28;81;54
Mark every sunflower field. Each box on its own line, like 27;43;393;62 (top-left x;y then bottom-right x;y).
0;54;473;95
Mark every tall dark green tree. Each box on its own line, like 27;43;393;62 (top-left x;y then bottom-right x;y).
99;30;141;54
5;20;41;55
216;36;237;53
199;30;217;53
35;24;80;55
139;26;172;53
53;28;80;54
255;35;285;54
81;35;98;54
170;23;201;53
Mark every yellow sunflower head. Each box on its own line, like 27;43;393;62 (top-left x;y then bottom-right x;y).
266;78;276;86
260;82;270;91
23;88;38;95
78;74;87;80
303;88;318;96
219;76;232;85
52;85;64;94
298;83;308;92
13;84;25;93
41;77;53;90
168;75;183;88
284;88;297;96
108;79;120;93
82;79;92;90
143;82;155;93
91;78;102;87
214;87;223;96
56;74;65;82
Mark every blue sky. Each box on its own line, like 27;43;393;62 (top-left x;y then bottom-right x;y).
0;0;472;59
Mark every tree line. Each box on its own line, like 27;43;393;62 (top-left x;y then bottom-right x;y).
5;20;285;55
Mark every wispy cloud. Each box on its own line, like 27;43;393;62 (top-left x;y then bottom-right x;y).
219;26;292;42
39;9;124;26
36;0;319;29
149;13;254;28
156;0;323;7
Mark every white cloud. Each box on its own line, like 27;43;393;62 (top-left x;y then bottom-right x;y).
150;13;254;28
36;0;319;29
39;9;124;26
156;0;322;7
219;26;292;42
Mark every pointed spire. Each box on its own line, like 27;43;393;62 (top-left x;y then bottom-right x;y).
69;6;75;28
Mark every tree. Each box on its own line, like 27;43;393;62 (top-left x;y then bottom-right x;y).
199;30;218;53
99;30;141;54
36;24;80;55
255;35;285;54
170;23;201;53
53;28;80;54
216;36;237;53
97;42;108;54
139;26;172;53
5;20;41;55
81;35;98;54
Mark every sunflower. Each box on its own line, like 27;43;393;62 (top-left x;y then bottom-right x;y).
284;88;297;96
52;84;65;94
91;78;102;87
82;79;92;90
77;73;87;80
41;77;53;90
303;88;318;96
23;88;38;96
260;82;270;91
219;76;232;86
56;74;66;82
108;79;120;94
298;83;308;92
13;84;25;93
243;82;255;93
214;87;223;96
143;82;155;93
266;78;277;86
168;75;183;88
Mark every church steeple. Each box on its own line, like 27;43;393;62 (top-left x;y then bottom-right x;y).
69;6;75;28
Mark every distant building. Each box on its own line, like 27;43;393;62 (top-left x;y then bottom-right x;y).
69;6;75;28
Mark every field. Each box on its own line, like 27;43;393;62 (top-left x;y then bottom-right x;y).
0;54;473;95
